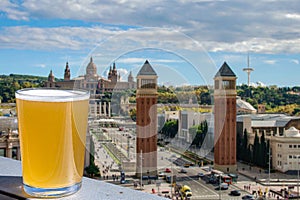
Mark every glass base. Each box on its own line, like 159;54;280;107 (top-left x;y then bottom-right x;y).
23;182;82;198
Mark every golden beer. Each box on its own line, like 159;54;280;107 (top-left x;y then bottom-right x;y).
16;88;89;197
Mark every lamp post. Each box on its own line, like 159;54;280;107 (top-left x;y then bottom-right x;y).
219;175;221;200
297;155;299;200
170;154;176;199
140;149;143;190
268;140;271;187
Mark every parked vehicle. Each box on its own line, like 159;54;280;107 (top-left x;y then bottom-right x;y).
229;190;241;196
216;183;229;190
165;168;171;173
179;168;187;173
166;175;176;184
242;194;255;200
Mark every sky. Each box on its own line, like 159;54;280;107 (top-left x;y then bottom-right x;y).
1;0;300;87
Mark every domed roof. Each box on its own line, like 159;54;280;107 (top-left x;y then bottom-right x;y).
87;57;97;71
236;97;256;112
284;126;300;137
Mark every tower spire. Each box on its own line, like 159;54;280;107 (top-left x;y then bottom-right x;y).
243;52;254;86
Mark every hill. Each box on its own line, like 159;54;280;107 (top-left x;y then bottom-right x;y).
0;74;48;103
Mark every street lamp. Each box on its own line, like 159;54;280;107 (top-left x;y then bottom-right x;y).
297;155;300;200
140;149;143;190
219;174;221;200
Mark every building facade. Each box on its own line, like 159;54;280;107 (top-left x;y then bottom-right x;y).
272;127;300;173
214;62;237;173
0;129;20;160
136;60;158;177
237;114;300;173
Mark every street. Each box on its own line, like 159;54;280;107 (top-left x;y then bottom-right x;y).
90;126;295;199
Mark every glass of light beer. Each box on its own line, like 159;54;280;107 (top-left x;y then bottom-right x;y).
15;88;90;198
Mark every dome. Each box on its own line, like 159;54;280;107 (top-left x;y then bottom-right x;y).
284;126;300;137
86;57;97;75
236;97;256;113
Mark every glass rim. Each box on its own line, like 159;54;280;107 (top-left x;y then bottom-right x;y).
15;88;90;102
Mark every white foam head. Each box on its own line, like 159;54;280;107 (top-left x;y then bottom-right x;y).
15;88;90;102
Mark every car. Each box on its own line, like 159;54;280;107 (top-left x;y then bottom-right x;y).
229;190;241;196
165;168;171;173
120;179;126;184
179;168;187;173
242;194;255;200
216;183;228;190
183;163;190;168
198;173;204;177
158;171;166;178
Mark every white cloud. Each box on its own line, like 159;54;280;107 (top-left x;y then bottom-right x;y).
263;60;277;65
285;13;300;20
35;64;46;68
291;59;299;64
0;0;29;20
117;57;184;64
1;0;300;54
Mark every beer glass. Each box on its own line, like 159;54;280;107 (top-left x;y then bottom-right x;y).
15;88;89;197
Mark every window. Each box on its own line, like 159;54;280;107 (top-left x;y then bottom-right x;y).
141;79;155;88
289;145;292;148
0;148;5;157
12;147;17;160
222;80;230;89
222;80;235;89
215;80;219;89
294;145;297;148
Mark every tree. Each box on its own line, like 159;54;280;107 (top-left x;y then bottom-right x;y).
161;119;178;138
242;129;249;162
190;121;208;147
85;163;100;178
260;132;267;168
129;108;136;121
85;137;100;178
252;133;260;166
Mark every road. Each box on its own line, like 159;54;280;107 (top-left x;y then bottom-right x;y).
155;149;250;199
90;126;254;199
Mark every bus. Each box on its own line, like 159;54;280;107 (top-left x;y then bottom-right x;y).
221;175;232;185
210;170;232;184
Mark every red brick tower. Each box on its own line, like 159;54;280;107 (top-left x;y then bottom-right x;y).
214;62;237;173
136;60;158;177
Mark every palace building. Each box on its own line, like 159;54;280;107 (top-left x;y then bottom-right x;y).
44;57;136;117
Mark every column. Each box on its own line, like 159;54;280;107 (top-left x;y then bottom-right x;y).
17;147;21;160
108;102;111;117
94;102;97;117
103;102;107;116
6;142;12;158
99;102;102;116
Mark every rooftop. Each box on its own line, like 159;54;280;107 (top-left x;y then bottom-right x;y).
137;60;157;76
237;113;300;127
214;62;236;77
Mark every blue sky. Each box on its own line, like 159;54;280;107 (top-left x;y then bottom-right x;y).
1;0;300;87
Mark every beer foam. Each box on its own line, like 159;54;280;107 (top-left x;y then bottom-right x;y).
15;88;90;102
